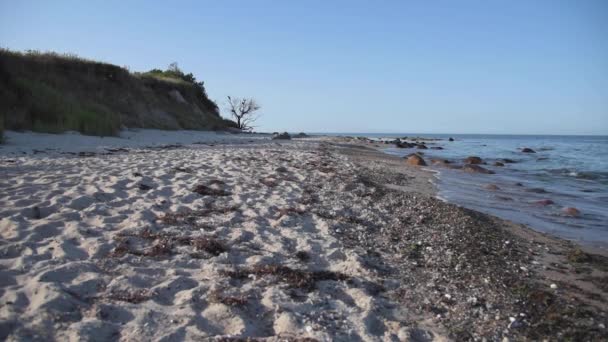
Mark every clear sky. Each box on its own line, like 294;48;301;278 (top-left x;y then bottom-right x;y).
1;0;607;135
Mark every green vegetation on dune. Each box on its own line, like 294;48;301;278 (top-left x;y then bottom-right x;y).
0;49;234;137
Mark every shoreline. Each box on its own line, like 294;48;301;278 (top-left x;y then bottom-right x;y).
0;132;606;340
339;135;608;251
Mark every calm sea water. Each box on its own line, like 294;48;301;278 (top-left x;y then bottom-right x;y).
321;133;608;247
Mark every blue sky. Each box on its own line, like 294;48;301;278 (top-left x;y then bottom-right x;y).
1;0;607;134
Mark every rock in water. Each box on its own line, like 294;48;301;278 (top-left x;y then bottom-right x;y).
463;164;495;174
534;199;554;206
464;156;483;164
405;154;427;166
521;148;536;153
485;184;500;190
562;207;580;217
431;159;451;166
493;161;505;167
448;137;454;141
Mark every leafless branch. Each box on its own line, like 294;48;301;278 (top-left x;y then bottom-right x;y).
226;96;261;131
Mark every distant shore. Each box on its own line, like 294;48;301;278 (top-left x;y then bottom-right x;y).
0;131;606;340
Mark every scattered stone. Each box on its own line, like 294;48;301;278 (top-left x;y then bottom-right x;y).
430;146;444;150
405;154;427;166
272;132;292;140
464;156;483;164
562;207;580;217
485;184;500;191
521;148;536;153
494;161;505;167
462;164;495;174
396;141;415;148
534;199;554;206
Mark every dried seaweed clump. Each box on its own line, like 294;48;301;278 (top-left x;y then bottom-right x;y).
106;289;153;304
192;184;230;196
191;237;227;256
223;264;348;291
208;290;248;306
109;236;173;257
567;248;591;263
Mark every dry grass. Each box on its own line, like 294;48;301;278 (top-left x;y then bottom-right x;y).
0;48;227;136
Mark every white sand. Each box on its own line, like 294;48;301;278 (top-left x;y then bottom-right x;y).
0;132;434;341
0;129;267;156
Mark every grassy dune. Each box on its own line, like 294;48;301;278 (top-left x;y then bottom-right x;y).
0;49;235;137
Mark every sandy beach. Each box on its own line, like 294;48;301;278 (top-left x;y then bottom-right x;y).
1;132;606;341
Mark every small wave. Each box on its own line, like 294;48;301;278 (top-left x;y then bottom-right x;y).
545;168;608;181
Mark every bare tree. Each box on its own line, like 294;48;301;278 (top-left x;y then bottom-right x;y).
226;96;261;131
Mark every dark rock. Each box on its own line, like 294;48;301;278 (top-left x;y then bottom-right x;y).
396;142;415;148
430;146;444;150
464;156;483;164
567;248;591;263
405;154;427;166
448;137;454;141
485;184;500;190
521;148;536;153
493;162;505;167
526;188;548;194
416;144;428;149
500;159;516;164
272;132;291;140
294;132;308;138
534;199;554;206
462;164;495;174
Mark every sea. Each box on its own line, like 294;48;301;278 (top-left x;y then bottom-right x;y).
319;133;608;248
